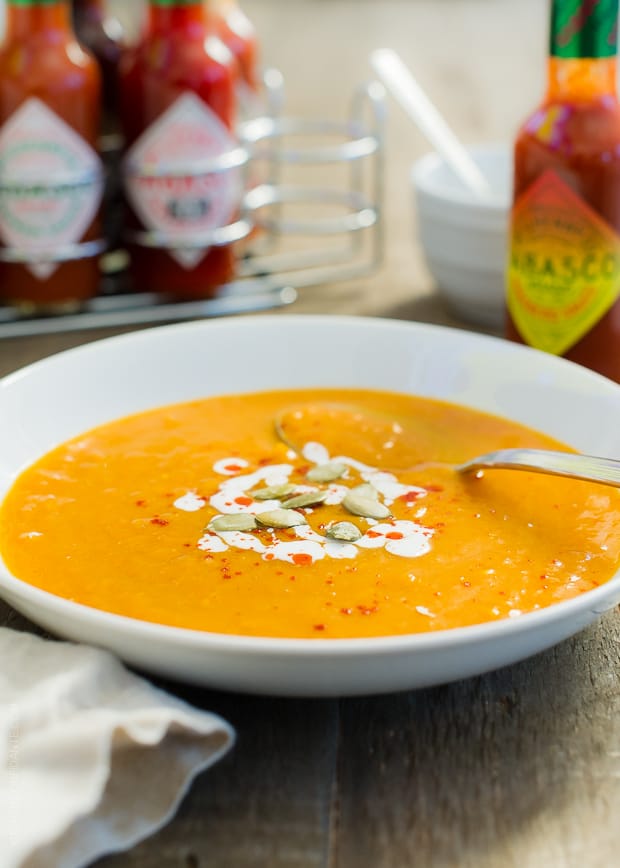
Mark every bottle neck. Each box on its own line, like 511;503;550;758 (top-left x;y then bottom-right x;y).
147;1;208;34
546;56;618;100
547;0;618;100
6;1;73;41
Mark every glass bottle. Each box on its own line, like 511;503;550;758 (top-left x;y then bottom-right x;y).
506;0;620;382
213;0;260;114
119;0;241;299
72;0;125;138
0;0;104;312
72;0;128;263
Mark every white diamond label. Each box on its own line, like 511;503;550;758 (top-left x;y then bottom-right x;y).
124;93;243;270
0;98;104;280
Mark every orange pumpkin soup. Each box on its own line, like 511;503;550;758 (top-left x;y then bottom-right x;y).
1;388;619;639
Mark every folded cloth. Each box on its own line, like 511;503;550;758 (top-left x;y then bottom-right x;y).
0;628;234;868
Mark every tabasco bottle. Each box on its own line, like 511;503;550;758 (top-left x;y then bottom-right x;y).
72;0;127;260
0;0;104;312
213;0;260;116
119;0;242;299
506;0;620;382
72;0;126;139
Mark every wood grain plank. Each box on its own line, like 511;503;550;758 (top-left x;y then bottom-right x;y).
332;612;620;868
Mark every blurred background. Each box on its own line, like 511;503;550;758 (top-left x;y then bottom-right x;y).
0;0;549;325
225;0;548;321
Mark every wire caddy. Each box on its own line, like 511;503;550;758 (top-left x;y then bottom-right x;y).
0;77;386;340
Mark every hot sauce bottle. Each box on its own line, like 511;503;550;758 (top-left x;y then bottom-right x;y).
213;0;260;115
506;0;620;382
0;0;104;312
119;0;241;299
72;0;127;260
72;0;125;138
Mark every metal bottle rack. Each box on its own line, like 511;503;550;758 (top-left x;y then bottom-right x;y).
0;77;386;340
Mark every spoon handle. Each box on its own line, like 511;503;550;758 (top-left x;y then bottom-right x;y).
370;49;493;201
457;448;620;488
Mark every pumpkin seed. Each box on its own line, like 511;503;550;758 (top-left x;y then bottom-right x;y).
255;509;308;529
306;462;347;483
342;492;391;520
350;483;379;500
326;521;363;542
282;490;328;509
251;483;296;501
208;514;258;533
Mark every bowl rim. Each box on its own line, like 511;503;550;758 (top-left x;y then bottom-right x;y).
411;142;511;213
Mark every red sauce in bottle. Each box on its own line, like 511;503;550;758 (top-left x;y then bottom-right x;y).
0;0;103;311
506;0;620;382
214;0;260;96
119;0;240;299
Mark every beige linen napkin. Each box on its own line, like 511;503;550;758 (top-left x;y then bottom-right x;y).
0;628;234;868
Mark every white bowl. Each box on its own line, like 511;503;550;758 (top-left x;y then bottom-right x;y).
1;315;619;697
412;143;511;328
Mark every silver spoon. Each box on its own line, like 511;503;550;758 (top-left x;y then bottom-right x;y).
455;448;620;487
275;404;620;489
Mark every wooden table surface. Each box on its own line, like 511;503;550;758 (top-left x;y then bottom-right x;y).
2;2;620;866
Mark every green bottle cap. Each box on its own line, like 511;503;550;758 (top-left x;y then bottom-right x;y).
551;0;619;59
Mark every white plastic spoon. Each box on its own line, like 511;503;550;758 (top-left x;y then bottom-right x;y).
370;47;494;201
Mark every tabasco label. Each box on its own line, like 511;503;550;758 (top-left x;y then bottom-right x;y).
507;170;620;356
123;93;242;270
0;98;104;280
